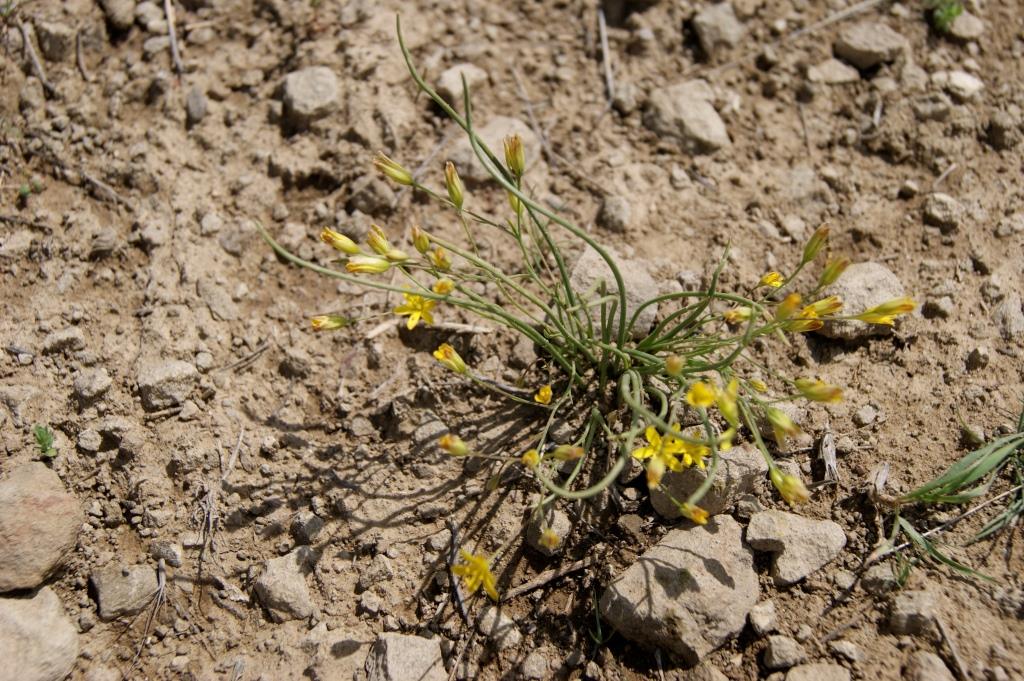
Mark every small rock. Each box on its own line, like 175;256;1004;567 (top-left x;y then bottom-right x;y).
818;262;907;340
912;93;952;122
746;510;847;586
359;590;383;616
358;554;394;591
77;428;103;453
478;605;522;650
519;650;551;680
150;540;183;567
446;115;540;183
142;35;171;57
254;546;316;622
74;368;112;402
988;111;1021;151
829;639;863;662
764;635;807;670
279;347;312;379
861;563;898;595
436;63;489;105
599;516;758;664
645;80;730;153
692;2;745;58
853;404;878;427
290;510;324;544
922;296;954;319
898;180;920;198
90;565;158;621
525;506;572;556
922;193;962;232
597;195;633;233
651;443;767;519
966;346;990;371
185;87;208;126
834;22;906;69
136;360;199;411
807;59;860;85
134;1;162;26
749;599;777;635
993;293;1024;340
0;463;84;592
568;244;660;340
889;590;937;636
198;277;240;321
0;587;78;681
948;12;985;42
34;21;75;62
786;663;850;681
199;212;223;235
346;175;395;215
364;633;446;681
905;651;955;681
933;70;984;102
42;327;85;354
99;0;135;30
281;66;339;131
413;420;448;446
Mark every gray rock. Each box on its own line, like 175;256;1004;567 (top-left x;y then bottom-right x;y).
834;22;906;69
358;554;394;591
948;12;984;42
807;58;860;85
282;67;339;131
90;565;158;621
645;80;730;153
19;78;45;116
922;193;961;232
749;599;777;635
99;0;135;30
829;639;862;662
436;63;489;105
0;463;83;592
447;115;540;183
185;87;208;126
922;296;954;319
568;244;660;340
597;195;633;233
290;510;324;544
150;540;183;567
889;590;936;636
905;651;954;681
365;633;446;681
988;111;1021;151
412;420;448;446
818;262;906;340
786;663;850;681
197;277;239;321
77;428;103;453
74;368;112;402
933;70;984;102
693;2;745;58
746;510;846;586
912;93;952;122
346;175;395;215
861;563;898;595
764;635;807;669
134;1;163;26
136;360;198;410
525;506;572;556
518;650;551;680
42;327;85;354
142;35;171;57
853;404;878;427
477;605;522;650
599;515;758;664
254;546;316;622
651;443;767;519
994;292;1024;340
0;587;78;681
34;21;75;62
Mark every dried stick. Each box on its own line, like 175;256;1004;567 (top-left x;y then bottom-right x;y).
17;21;55;96
445;519;470;624
937;617;969;681
596;8;615;105
164;0;184;76
75;28;91;82
501;556;596;601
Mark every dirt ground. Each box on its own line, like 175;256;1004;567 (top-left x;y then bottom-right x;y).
2;0;1024;679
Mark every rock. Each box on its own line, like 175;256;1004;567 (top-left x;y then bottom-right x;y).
807;58;860;85
150;540;183;567
436;63;489;105
99;0;135;30
818;262;906;340
905;651;955;681
185;87;208;126
447;115;540;183
346;175;395;215
136;360;198;411
42;327;85;354
142;35;171;57
34;21;75;62
0;463;83;592
135;1;162;26
90;565;158;621
651;443;768;519
518;650;551;680
749;599;777;635
358;554;394;591
994;293;1024;340
290;510;324;544
197;277;239;321
254;547;316;622
0;587;78;681
745;510;846;586
853;404;878;427
77;429;103;453
921;193;961;229
912;93;952;122
597;195;634;233
829;639;862;662
889;590;937;636
966;346;990;370
933;70;984;102
764;635;807;669
834;22;906;69
281;67;339;131
692;2;745;58
988;111;1021;151
477;605;522;650
599;515;758;664
786;663;850;681
74;368;112;402
948;12;984;42
861;563;898;595
568;244;660;340
645;81;730;153
525;507;571;556
364;633;446;681
922;296;954;320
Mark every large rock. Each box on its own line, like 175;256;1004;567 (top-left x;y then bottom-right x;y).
0;463;83;592
746;510;846;586
446;115;541;183
90;564;158;621
645;81;730;153
254;547;316;622
0;587;78;681
834;22;906;69
600;515;758;664
568;244;660;340
651;443;767;519
692;2;745;58
281;67;339;131
364;633;446;681
136;359;198;411
817;261;906;340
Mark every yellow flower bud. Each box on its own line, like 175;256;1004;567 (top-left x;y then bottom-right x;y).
433;343;467;374
783;317;824;333
534;384;553;405
681;502;709;525
770;467;811;505
795;378;843;403
749;379;768;393
432;278;455;295
439;434;470;456
367;224;391;256
723;306;752;324
818;257;849;287
854;297;916;326
310;315;348;330
411;225;430;254
664;354;684;377
801;295;843;318
759;271;785;288
504;135;526;178
538;528;561;551
686;382;716;409
552;445;584;461
766;407;801;446
373;152;413;186
384;248;410;263
521;449;540;469
430;247;452;272
508;192;523;217
444;161;464;210
345;255;392;274
802;225;829;264
320;228;361;255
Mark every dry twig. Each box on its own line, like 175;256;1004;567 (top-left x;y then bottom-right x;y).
75;28;91;82
596;8;615;105
164;0;184;76
17;20;55;96
501;556;596;601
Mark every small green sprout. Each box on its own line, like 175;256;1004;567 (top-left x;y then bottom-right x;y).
33;425;57;458
925;0;963;33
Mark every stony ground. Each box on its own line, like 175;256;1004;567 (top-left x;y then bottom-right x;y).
1;1;1024;680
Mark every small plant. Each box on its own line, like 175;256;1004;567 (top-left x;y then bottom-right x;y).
33;424;57;458
260;17;916;601
924;0;963;33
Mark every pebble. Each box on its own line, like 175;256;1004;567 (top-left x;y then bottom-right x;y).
290;510;324;544
198;277;239;321
746;510;847;586
993;293;1024;340
34;21;75;62
988;111;1021;151
0;587;78;681
185;87;207;126
861;563;898;595
645;80;730;153
923;296;954;319
364;633;446;681
42;327;85;354
134;1;163;27
933;70;984;102
600;516;758;664
749;599;777;635
834;22;906;69
90;564;158;620
142;35;171;57
254;546;316;622
346;176;395;216
525;506;571;556
436;63;489;105
447;115;540;183
785;663;850;681
136;359;199;411
281;66;339;131
77;428;103;452
828;639;862;662
905;651;955;681
807;58;860;85
899;180;920;198
99;0;135;30
597;195;634;233
948;12;985;42
518;650;551;680
478;605;522;650
651;443;767;519
74;368;112;402
853;404;878;426
912;93;952;122
764;635;807;669
0;463;84;592
819;262;907;340
692;2;745;58
923;193;962;232
889;590;937;636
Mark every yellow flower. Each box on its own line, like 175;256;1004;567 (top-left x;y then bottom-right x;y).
664;354;684;377
802;225;829;264
367;224;391;256
749;379;768;393
373;152;413;186
432;278;455;295
451;549;499;601
439;434;469;456
854;297;916;326
393;293;436;330
521;449;540;469
445;161;464;210
723;306;752;324
681;502;709;525
645;455;666;489
766;407;801;446
411;225;430;254
430;247;452;272
310;315;348;330
538;528;560;551
770;467;811;505
346;255;391;274
433;343;467;374
504;135;526;177
801;295;843;318
775;293;802;321
534;384;552;405
320;228;361;254
686;382;716;409
631;424;684;462
818;257;849;287
680;433;710;470
716;378;740;428
552;444;584;461
795;378;843;403
759;271;785;288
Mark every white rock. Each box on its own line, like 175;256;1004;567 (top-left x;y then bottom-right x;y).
922;192;962;232
828;639;862;662
136;359;198;411
818;262;907;340
478;605;522;650
651;443;767;519
786;663;850;681
745;510;846;586
807;58;860;85
90;565;158;621
943;70;984;102
254;547;316;622
0;587;78;681
446;115;540;183
436;63;489;105
74;368;112;402
834;22;906;69
948;12;985;42
693;3;745;58
764;635;807;669
645;81;730;153
282;67;339;130
364;633;446;681
748;599;777;635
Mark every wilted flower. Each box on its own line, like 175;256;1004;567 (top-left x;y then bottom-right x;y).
439;434;470;456
766;407;801;446
445;161;464;210
795;378;843;403
723;306;752;324
521;449;540;469
759;271;785;288
411;225;430;254
801;295;843;318
854;297;916;326
346;255;391;274
430;247;452;272
432;278;455;295
681;502;709;525
818;257;849;287
504;135;526;177
770;467;811;505
802;225;829;264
